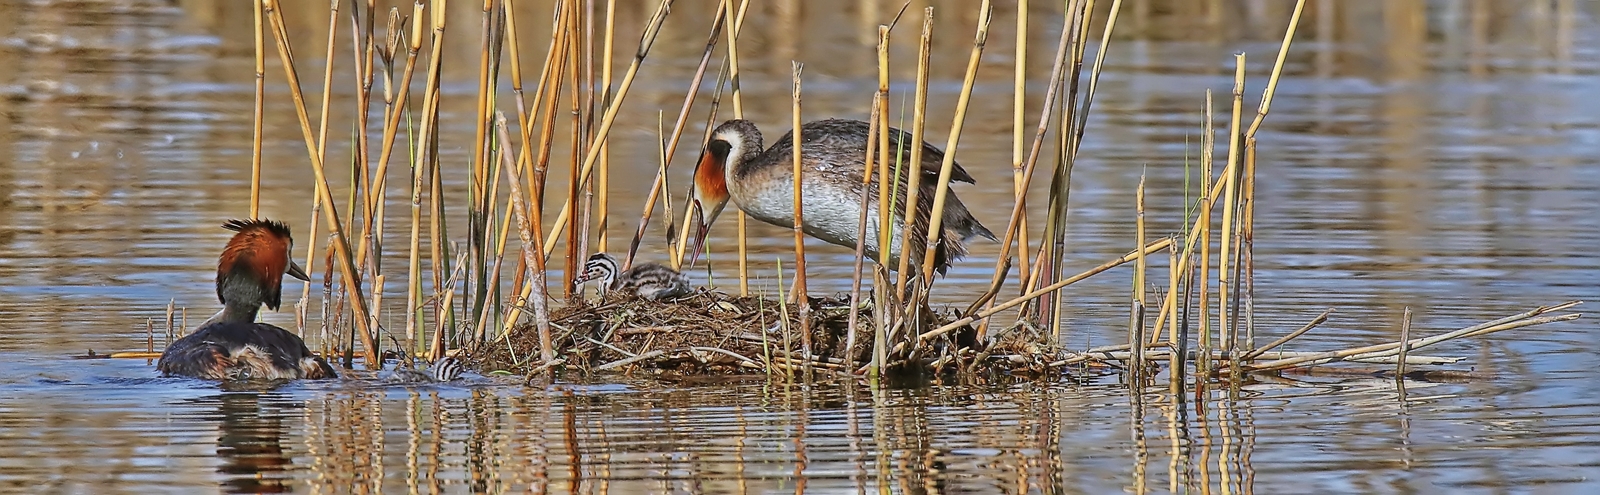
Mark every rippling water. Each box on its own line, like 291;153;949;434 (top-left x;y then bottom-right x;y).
1;0;1598;492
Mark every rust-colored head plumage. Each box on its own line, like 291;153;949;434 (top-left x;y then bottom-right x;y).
686;119;766;266
216;219;307;312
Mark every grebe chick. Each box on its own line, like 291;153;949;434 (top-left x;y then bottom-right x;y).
157;219;337;381
687;118;995;274
385;356;465;384
573;253;691;301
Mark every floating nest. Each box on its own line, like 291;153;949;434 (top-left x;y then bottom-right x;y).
461;289;1050;378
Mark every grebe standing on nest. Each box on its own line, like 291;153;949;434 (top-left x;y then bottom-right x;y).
574;253;691;301
686;118;994;275
158;219;337;381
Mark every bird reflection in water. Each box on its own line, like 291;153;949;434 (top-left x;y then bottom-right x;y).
211;392;295;493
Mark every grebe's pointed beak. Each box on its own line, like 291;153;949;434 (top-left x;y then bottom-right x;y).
687;142;731;268
287;260;310;282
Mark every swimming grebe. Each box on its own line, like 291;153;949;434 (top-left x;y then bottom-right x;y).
687;118;994;275
574;252;692;301
157;219;337;381
384;355;465;384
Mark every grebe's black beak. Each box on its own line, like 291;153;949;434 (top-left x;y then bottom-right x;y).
287;260;310;282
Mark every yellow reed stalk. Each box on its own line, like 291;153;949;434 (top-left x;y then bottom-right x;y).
893;8;933;291
1145;173;1231;340
364;7;424;246
1246;0;1305;139
918;0;992;283
790;61;811;357
723;0;750;295
294;0;343;337
1218;54;1244;356
249;0;265;218
535;0;673;258
507;0;568;298
918;238;1173;343
1025;0;1088;335
424;0;453;358
1133;173;1147;355
262;0;378;367
669;64;728;271
632;4;726;270
1241;137;1257;346
564;2;584;297
349;0;379;276
874;26;891;271
1157;239;1180;344
1011;0;1030;293
971;0;1074;336
499;3;576;340
401;0;429;353
596;0;616;253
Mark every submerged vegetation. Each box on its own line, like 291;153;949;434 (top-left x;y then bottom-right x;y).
153;0;1583;388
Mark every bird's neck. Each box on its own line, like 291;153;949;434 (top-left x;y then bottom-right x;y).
218;301;262;324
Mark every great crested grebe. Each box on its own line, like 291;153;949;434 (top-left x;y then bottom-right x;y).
157;219;337;381
574;253;692;301
688;118;994;275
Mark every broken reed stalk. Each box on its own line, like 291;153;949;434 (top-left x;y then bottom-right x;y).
630;2;727;269
536;0;673;258
1238;308;1331;361
1241;302;1582;373
918;0;992;283
496;113;555;363
790;61;812;358
873;25;892;272
1397;307;1413;377
249;0;265;218
262;0;379;367
294;0;342;338
892;7;934;291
